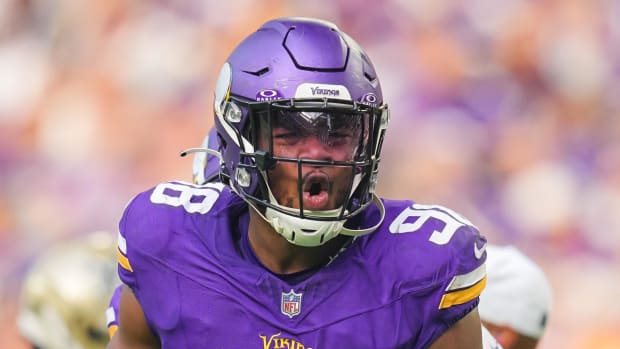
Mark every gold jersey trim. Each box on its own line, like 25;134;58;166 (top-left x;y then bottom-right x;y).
117;247;133;272
438;276;487;309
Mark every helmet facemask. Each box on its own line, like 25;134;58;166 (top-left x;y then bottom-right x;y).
217;96;388;246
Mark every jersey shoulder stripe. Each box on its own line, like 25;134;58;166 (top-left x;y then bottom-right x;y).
439;267;487;309
117;232;132;272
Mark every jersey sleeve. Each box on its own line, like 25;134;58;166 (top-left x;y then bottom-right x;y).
420;205;488;346
115;183;184;290
115;185;177;297
437;223;487;312
384;201;488;345
113;183;190;334
114;181;229;334
115;181;227;291
116;194;141;290
106;284;123;339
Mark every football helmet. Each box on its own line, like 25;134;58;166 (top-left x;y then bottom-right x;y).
213;17;389;246
17;231;120;349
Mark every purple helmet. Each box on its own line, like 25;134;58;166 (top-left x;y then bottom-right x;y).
214;17;389;246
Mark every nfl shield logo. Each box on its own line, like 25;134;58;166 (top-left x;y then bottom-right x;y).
281;289;302;318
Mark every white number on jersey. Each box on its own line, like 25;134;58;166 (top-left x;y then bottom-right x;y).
389;203;477;245
150;182;225;214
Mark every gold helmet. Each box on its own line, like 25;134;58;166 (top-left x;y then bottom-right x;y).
17;231;120;349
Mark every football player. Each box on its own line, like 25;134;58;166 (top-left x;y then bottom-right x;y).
108;17;488;349
18;231;119;349
108;130;503;348
479;245;552;349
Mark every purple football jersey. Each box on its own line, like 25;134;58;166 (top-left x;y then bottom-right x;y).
117;181;487;349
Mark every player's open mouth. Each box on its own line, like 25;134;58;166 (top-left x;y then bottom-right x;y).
302;172;330;210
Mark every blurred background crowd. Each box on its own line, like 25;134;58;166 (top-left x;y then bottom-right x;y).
1;0;619;348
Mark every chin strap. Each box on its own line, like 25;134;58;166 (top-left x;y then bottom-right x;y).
340;194;385;237
249;193;386;247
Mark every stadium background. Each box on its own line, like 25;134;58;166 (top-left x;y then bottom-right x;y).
0;0;619;347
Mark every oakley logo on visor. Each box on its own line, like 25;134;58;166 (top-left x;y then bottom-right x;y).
256;89;283;101
359;92;378;106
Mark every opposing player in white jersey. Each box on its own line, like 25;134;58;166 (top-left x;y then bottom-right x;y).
479;245;552;349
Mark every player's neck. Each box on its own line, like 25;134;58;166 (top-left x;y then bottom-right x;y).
247;208;349;275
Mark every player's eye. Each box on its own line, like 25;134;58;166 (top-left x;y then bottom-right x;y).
273;130;303;145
